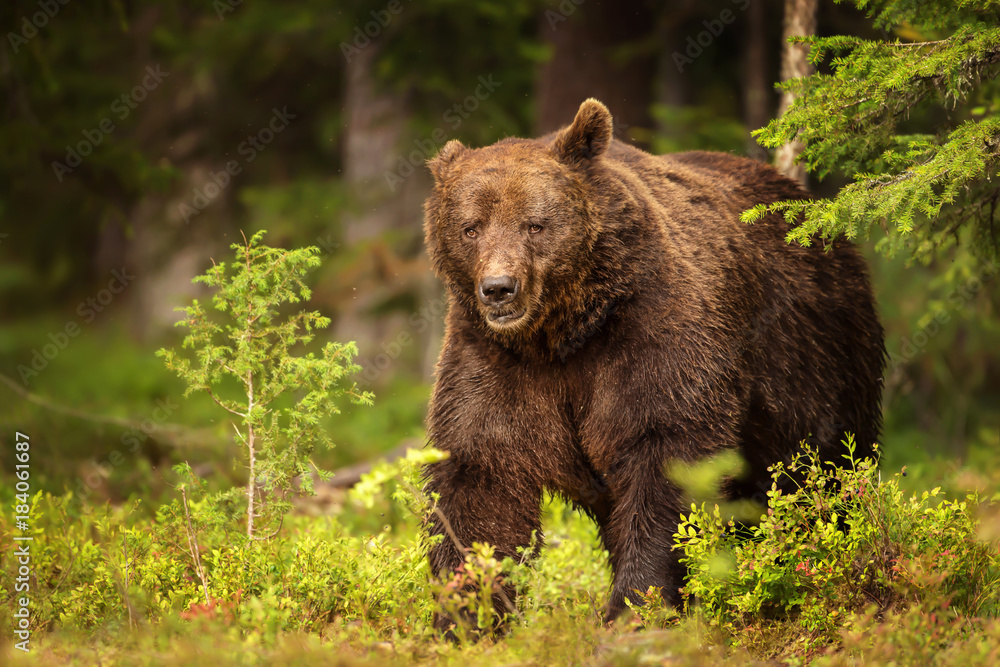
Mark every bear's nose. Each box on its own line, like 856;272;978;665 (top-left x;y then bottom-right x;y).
478;275;519;306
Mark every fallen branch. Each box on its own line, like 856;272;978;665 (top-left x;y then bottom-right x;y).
320;441;413;488
0;370;215;449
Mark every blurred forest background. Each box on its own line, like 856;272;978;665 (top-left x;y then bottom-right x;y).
0;0;997;507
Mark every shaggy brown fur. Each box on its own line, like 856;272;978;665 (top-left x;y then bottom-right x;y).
422;99;885;630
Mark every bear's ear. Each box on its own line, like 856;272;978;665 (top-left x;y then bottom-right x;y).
428;139;467;181
553;98;613;167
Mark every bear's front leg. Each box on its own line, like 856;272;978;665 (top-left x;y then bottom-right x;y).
425;453;542;636
599;442;692;624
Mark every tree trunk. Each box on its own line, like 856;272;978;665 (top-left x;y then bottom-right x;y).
743;0;772;162
535;0;656;147
337;42;433;382
341;44;411;247
775;0;818;185
653;8;696;152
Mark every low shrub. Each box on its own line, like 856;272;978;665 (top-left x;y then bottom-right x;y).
675;437;1000;658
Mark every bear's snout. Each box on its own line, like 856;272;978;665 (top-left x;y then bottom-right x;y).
478;275;519;307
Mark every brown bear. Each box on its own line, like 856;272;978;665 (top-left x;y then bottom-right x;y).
421;98;884;630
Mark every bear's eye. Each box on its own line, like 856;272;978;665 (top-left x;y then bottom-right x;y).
528;224;543;234
464;227;477;238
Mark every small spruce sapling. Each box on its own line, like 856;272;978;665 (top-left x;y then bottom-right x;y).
158;230;373;540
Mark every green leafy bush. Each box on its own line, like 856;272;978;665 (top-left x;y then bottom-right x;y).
675;437;1000;654
0;487;439;640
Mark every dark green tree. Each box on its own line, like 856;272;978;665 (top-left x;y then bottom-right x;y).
744;0;1000;272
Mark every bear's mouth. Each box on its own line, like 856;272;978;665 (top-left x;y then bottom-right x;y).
487;308;526;325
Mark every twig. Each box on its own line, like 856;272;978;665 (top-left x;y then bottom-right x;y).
251;489;286;541
180;486;211;606
245;370;256;540
123;531;133;629
206;387;247;417
251;514;284;541
40;551;78;602
400;477;519;619
104;529;143;630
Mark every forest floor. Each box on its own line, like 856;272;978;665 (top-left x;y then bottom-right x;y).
4;445;1000;667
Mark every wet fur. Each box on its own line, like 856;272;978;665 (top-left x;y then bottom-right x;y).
422;99;885;629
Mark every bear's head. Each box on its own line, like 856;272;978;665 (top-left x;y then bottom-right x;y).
424;99;618;353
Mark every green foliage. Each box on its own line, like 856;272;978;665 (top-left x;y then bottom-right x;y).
509;494;612;621
651;104;748;156
675;437;1000;655
623;585;681;628
157;230;372;538
743;0;1000;270
361;0;548;142
0;483;438;639
0;477;612;664
3;3;1000;663
6;459;1000;665
436;542;510;640
350;446;447;516
812;605;1000;666
852;0;1000;33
